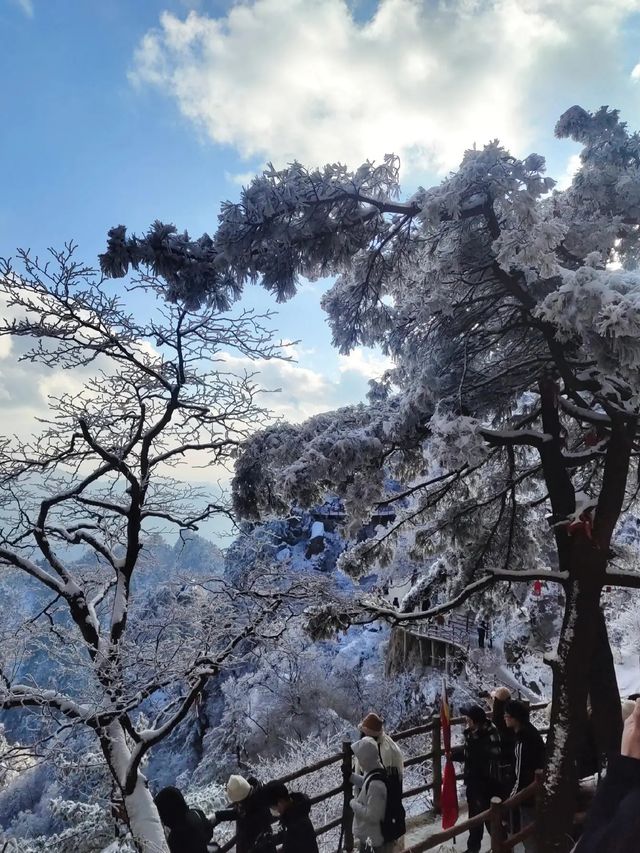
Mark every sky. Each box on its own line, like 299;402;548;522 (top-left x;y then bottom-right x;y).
1;0;640;533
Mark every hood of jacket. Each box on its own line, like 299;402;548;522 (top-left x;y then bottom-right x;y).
154;786;188;829
352;736;383;774
282;792;312;825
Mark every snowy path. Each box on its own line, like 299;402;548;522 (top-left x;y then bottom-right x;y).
403;809;491;852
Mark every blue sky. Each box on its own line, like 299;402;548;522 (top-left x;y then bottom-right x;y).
1;0;640;440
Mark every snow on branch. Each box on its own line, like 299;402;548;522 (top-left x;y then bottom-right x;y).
0;245;298;846
358;567;568;626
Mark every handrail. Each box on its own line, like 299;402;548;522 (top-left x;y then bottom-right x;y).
403;774;542;852
275;750;343;785
313;815;343;837
308;783;344;806
402;780;435;798
391;721;436;740
506;781;539;810
211;701;551;851
501;822;535;851
404;750;435;768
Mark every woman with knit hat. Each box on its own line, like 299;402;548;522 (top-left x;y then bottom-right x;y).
357;713;404;780
353;713;405;849
214;774;275;853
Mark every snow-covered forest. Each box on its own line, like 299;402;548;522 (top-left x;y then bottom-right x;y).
4;507;640;853
2;85;640;853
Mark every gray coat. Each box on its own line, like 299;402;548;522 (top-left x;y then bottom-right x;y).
351;737;387;848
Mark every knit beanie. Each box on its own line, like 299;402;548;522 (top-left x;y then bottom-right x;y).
461;704;487;725
504;699;530;725
227;774;252;803
359;712;384;737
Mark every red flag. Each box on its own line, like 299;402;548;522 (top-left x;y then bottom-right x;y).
440;681;459;829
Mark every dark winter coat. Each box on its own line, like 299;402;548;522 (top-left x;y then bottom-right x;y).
574;754;640;852
272;792;319;853
492;698;517;794
166;808;213;853
154;786;213;853
215;785;275;853
451;722;501;790
512;722;546;794
577;714;600;779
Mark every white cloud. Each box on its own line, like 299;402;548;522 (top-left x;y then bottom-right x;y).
224;170;258;186
0;337;12;360
219;350;337;420
556;153;582;191
338;347;393;380
131;0;640;175
37;371;88;405
12;0;34;18
632;63;640;82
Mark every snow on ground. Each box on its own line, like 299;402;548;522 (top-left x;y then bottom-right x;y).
405;808;491;852
615;649;640;697
407;809;536;853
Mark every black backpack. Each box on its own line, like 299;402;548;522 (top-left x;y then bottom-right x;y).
363;767;406;842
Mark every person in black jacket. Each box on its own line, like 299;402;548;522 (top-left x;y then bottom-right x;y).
504;700;546;794
490;687;516;798
451;704;501;853
215;775;275;853
258;781;319;853
575;698;640;852
154;786;213;853
504;700;545;853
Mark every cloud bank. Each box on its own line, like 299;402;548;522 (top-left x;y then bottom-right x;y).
131;0;640;175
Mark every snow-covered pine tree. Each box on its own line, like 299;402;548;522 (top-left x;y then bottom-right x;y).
101;106;640;850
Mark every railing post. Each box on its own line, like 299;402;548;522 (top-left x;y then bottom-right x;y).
489;796;504;852
432;715;442;814
341;740;354;852
534;768;544;849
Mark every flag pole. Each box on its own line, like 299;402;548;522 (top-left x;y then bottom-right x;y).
440;677;459;831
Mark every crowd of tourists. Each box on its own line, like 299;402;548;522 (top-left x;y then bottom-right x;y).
153;711;403;853
152;694;640;853
451;688;640;853
451;689;545;853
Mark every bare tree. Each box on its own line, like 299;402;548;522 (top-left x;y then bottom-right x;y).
0;245;297;852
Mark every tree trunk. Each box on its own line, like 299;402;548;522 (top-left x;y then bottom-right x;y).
123;776;169;853
588;607;622;766
102;722;169;853
538;551;603;853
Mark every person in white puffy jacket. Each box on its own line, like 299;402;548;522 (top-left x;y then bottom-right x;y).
350;737;390;853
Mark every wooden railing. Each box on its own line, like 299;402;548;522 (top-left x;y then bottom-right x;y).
404;770;545;852
216;703;550;852
408;611;475;652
